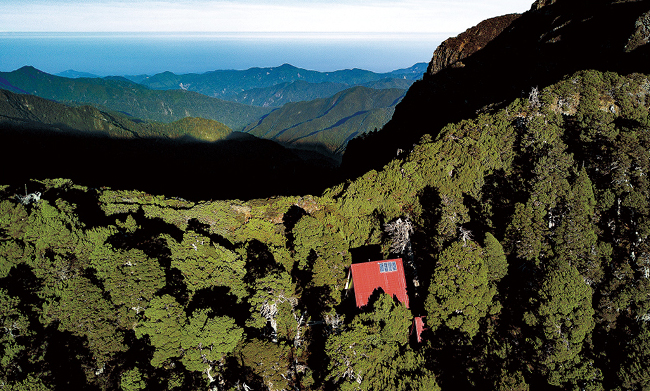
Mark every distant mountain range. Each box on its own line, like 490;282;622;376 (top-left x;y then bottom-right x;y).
0;88;232;142
55;63;425;108
1;63;425;153
221;78;413;108
0;66;270;130
125;62;426;106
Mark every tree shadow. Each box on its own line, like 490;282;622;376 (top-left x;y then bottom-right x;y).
186;286;250;325
349;244;382;264
0;122;342;202
186;218;235;251
283;205;308;250
243;239;284;285
410;186;443;294
42;328;95;390
105;208;184;254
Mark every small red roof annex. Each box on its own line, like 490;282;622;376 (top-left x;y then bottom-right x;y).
350;258;409;308
413;316;427;343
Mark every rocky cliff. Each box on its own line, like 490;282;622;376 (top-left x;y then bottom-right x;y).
427;14;520;75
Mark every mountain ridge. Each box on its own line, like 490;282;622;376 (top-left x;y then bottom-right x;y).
342;0;650;178
243;86;405;154
0;88;340;200
0;87;232;141
1;66;411;153
0;66;272;130
128;62;427;106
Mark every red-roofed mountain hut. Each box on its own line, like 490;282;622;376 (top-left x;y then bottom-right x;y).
350;258;409;308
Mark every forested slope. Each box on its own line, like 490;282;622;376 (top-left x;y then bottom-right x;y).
0;89;340;201
0;88;232;142
243;86;405;154
2;68;650;390
0;67;411;154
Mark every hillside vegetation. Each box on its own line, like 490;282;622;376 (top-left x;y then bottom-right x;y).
3;0;650;390
3;67;650;390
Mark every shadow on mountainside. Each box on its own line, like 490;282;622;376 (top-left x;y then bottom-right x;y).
341;0;650;179
0;122;341;201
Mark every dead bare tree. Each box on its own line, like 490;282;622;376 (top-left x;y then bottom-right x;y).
384;217;414;255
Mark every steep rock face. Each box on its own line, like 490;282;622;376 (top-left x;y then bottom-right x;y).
427;14;520;75
342;0;650;178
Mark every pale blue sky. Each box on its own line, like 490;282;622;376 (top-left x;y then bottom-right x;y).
0;0;532;33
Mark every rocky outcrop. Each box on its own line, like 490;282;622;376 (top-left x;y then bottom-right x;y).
530;0;558;10
626;10;650;52
427;14;520;75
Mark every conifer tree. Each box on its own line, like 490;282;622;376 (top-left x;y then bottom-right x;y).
523;261;600;388
41;276;127;369
618;323;650;389
484;232;508;282
425;241;495;337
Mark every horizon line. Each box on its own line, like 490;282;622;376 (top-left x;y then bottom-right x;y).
0;31;457;35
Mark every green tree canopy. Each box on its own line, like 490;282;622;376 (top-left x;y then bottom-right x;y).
91;247;165;328
136;294;242;381
135;294;186;368
524;261;599;388
483;232;508;282
0;288;33;382
179;309;242;375
167;231;247;300
425;241;496;337
325;294;438;391
41;276;127;368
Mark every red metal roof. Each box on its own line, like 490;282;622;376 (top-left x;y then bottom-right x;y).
350;258;409;308
413;316;427;343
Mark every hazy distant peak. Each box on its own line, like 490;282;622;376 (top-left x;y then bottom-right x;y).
56;69;101;79
16;65;42;74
